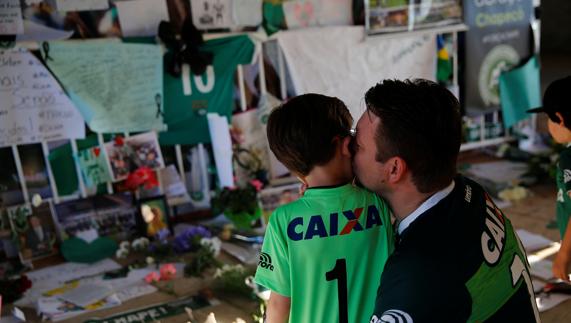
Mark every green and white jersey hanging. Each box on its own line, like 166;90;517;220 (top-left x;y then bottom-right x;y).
160;35;256;146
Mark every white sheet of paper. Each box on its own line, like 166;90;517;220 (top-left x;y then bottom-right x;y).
466;161;529;185
276;26;436;119
207;113;234;188
11;307;25;321
116;0;169;37
516;229;555;252
16;19;74;42
232;0;262;26
0;0;24;35
283;0;318;29
26;259;121;287
536;292;571;312
530;259;553;280
53;0;109;12
190;0;233;30
0;49;85;148
221;241;259;265
160;165;191;206
58;283;113;307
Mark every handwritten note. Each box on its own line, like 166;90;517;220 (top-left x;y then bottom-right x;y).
0;0;24;35
116;0;169;37
52;0;109;12
43;40;165;133
0;49;85;148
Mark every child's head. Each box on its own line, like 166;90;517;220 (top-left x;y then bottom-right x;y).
528;76;571;144
266;93;353;178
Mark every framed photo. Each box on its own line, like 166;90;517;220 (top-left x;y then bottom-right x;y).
365;0;463;35
8;202;59;264
53;193;137;241
137;196;171;239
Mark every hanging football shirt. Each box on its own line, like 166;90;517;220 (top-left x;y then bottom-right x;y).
159;35;256;146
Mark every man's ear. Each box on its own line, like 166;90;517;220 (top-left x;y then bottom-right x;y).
556;112;566;126
386;156;407;184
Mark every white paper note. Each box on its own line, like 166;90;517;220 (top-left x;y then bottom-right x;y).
0;0;24;35
0;48;85;148
116;0;169;37
58;283;113;307
207;113;234;188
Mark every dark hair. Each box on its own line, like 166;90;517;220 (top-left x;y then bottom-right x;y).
364;79;461;193
266;94;352;176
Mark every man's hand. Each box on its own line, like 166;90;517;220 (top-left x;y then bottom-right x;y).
553;248;571;281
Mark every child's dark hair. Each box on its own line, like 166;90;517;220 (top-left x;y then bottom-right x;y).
266;94;352;177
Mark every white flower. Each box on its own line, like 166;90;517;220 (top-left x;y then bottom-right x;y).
214;264;244;278
132;237;150;251
146;256;155;265
116;248;129;259
31;194;43;207
200;237;222;257
119;241;130;250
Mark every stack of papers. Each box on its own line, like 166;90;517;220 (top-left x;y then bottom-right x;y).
516;229;556;253
17;260;159;321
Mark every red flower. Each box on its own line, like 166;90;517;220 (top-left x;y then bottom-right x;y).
144;272;160;284
159;263;177;281
124;167;158;191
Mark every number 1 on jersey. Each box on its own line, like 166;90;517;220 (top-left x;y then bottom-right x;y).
326;258;348;323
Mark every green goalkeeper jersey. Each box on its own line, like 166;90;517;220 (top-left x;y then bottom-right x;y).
254;183;394;323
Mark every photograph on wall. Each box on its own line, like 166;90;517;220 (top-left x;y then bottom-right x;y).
366;0;462;35
53;193;137;241
18;144;52;200
76;146;113;188
190;0;233;30
104;132;165;182
0;147;25;207
8;202;59;263
137;196;171;239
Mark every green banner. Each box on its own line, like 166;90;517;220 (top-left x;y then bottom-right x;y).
83;296;211;323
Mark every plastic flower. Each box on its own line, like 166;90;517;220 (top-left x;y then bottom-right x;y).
144;271;160;283
159;263;177;281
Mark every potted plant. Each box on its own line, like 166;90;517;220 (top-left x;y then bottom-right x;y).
211;180;264;229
